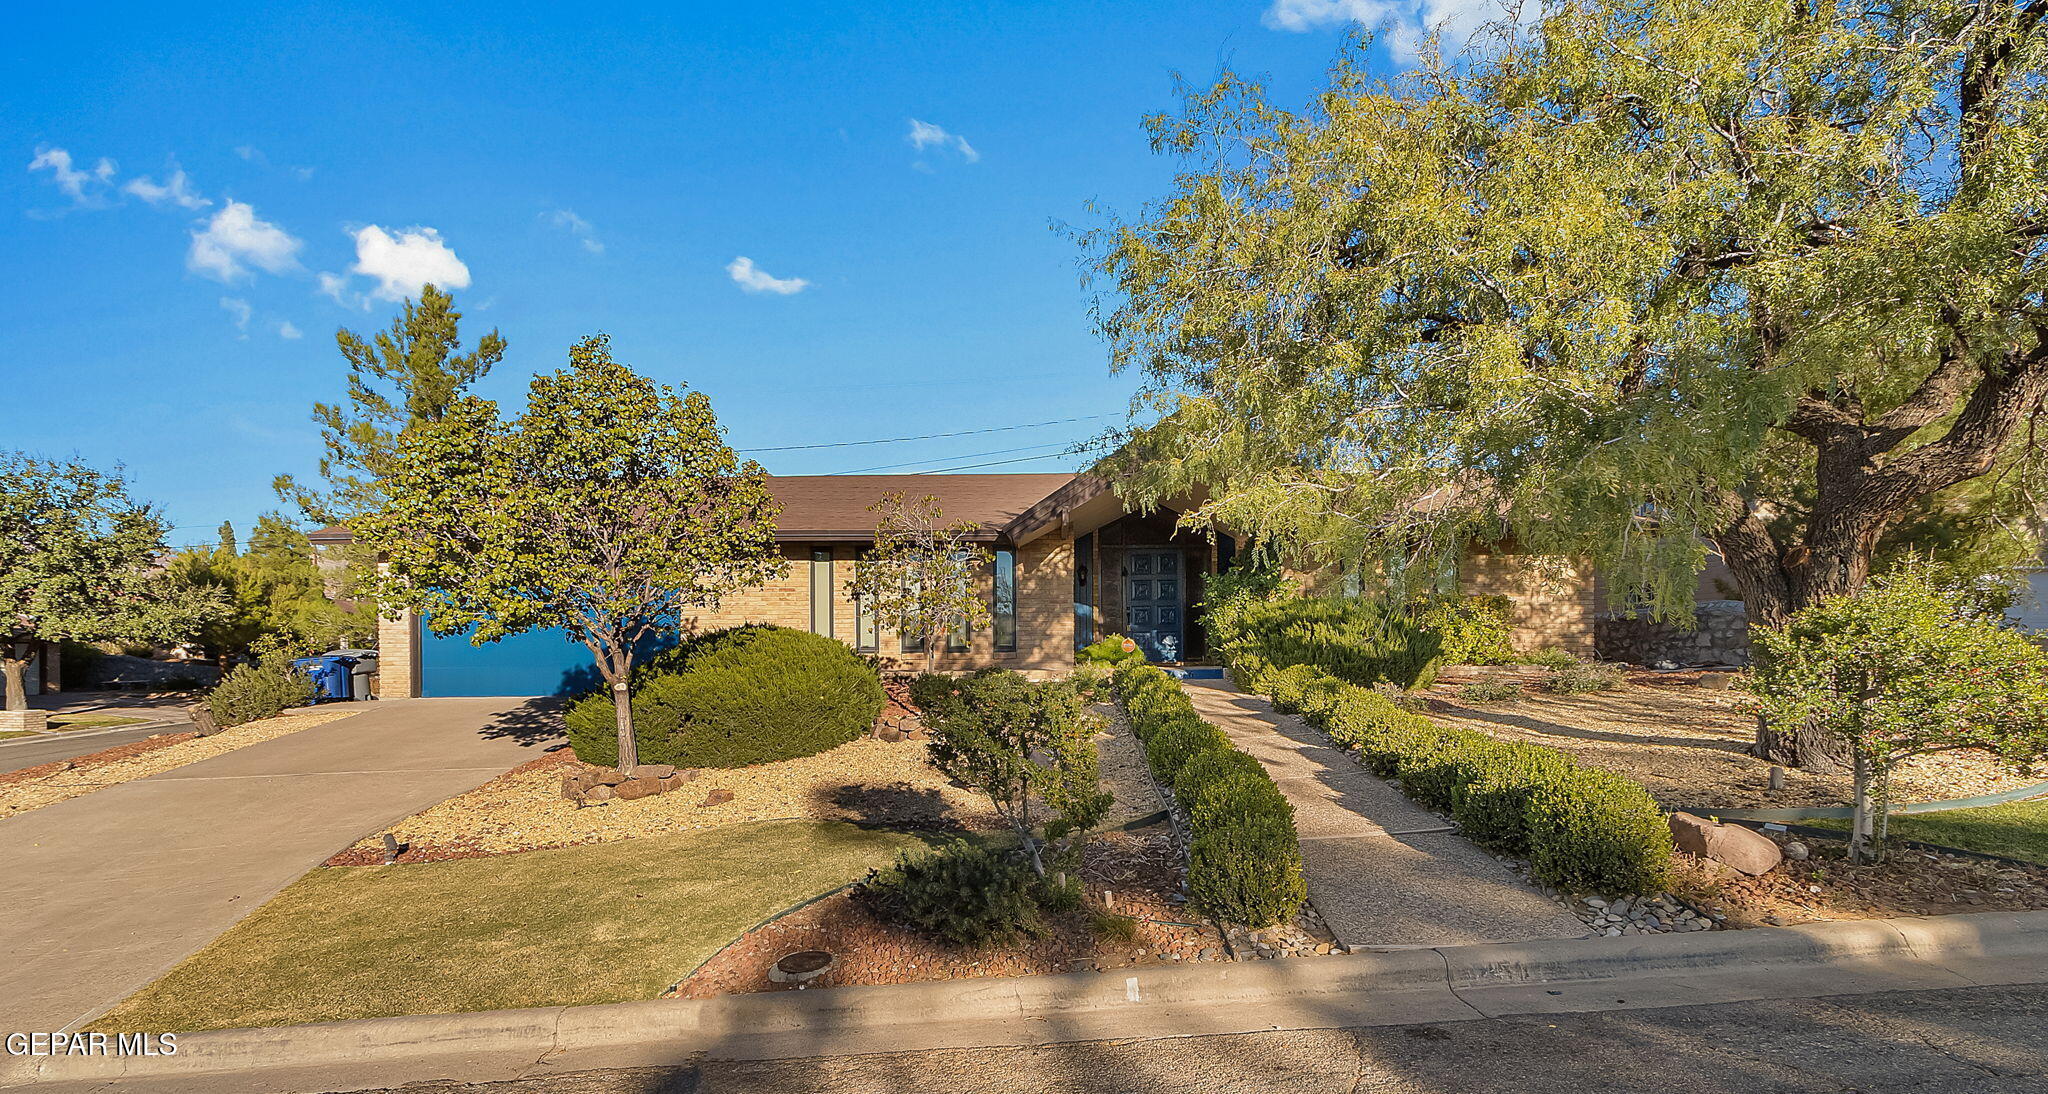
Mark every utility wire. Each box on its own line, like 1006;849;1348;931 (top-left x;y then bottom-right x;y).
829;440;1082;476
738;414;1111;453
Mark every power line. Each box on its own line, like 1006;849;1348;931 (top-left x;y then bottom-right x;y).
829;440;1082;476
739;415;1111;453
913;446;1110;475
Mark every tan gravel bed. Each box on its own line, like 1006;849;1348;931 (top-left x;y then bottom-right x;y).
1092;703;1167;825
1419;676;2046;810
0;708;359;819
339;735;1008;860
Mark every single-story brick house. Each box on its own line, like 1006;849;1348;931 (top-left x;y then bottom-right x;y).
316;473;1596;698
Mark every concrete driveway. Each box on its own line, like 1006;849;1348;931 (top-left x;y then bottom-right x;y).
0;697;561;1032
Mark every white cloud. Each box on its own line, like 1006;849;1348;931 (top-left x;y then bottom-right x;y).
28;147;116;204
236;144;314;180
188;201;303;282
348;225;471;302
545;208;603;254
906;119;979;164
726;256;808;295
123;167;209;210
219;296;252;335
1263;0;1528;57
277;319;303;340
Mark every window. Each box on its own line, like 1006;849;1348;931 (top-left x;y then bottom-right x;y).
853;550;878;652
992;548;1016;652
1073;532;1093;650
901;578;923;654
809;548;833;637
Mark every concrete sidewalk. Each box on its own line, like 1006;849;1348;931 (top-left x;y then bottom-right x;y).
1181;680;1586;948
10;909;2044;1093
0;697;561;1033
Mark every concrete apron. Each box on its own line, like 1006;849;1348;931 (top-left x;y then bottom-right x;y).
8;910;2047;1093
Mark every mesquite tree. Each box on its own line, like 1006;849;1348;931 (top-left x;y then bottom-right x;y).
1;453;226;709
1087;0;2048;768
849;493;992;673
360;335;784;771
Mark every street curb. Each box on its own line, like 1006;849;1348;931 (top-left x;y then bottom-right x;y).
8;909;2048;1090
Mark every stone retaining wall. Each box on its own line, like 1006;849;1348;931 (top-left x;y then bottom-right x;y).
1595;600;1751;667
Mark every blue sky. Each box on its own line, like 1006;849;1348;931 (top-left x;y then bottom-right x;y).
3;1;1463;551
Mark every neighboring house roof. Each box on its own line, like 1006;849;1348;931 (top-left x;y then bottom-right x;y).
300;474;1084;545
769;474;1077;541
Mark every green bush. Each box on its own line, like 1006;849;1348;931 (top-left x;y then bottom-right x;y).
1207;596;1444;691
1526;768;1675;895
908;672;960;713
1449;744;1575;853
1459;678;1526;704
1078;633;1147;666
564;625;884;768
1546;660;1625;694
1068;660;1114;703
1411;594;1516;665
1516;647;1579;669
205;660;317;727
1111;662;1306;927
857;842;1041;947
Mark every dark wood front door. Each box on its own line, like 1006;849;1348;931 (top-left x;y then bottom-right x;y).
1124;549;1185;663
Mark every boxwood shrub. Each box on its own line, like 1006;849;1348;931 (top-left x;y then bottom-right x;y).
1112;663;1306;927
1207;596;1445;691
1249;666;1672;896
565;625;884;768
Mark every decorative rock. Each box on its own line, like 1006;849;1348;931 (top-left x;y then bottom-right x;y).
615;777;660;801
1784;840;1811;861
637;764;677;779
657;773;684;793
1669;812;1784;876
1697;672;1739;690
701;788;735;808
584;783;615;802
589;767;630;787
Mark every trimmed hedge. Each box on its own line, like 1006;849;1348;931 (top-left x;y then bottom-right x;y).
1112;663;1306;927
564;625;884;768
1208;596;1445;693
1269;668;1673;896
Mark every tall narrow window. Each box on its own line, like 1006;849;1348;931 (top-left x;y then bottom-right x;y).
809;548;833;637
853;550;878;652
901;579;924;654
1073;532;1094;650
992;548;1016;652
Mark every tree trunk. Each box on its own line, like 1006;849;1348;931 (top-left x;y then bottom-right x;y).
1847;750;1882;866
1754;711;1852;774
2;654;27;712
611;680;638;774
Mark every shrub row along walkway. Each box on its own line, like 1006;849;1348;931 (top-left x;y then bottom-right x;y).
1181;680;1585;948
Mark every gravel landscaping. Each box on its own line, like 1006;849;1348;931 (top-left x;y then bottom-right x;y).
1421;668;2045;810
0;708;357;818
1669;831;2048;928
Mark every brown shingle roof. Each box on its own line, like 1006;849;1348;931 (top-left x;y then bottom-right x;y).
302;475;1079;545
769;474;1076;541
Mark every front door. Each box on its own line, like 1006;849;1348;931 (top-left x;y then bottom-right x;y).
1124;550;1184;663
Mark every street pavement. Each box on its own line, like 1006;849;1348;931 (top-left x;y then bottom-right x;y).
0;697;561;1033
365;982;2048;1094
0;722;188;775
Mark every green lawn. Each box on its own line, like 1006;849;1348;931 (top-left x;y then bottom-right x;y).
48;714;151;731
94;820;928;1033
1811;796;2048;864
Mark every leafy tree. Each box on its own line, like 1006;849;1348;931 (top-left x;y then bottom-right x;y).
0;453;227;710
167;515;373;661
1748;564;2048;863
274;284;505;526
358;335;784;771
923;671;1112;877
1087;0;2048;767
849;493;992;673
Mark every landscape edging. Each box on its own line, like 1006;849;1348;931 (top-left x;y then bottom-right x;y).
10;909;2048;1088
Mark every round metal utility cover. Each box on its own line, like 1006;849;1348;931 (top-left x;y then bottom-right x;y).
767;950;835;985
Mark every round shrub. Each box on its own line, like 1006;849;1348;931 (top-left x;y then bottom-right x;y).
1143;715;1231;785
856;841;1040;947
206;661;316;728
1448;744;1574;853
1174;749;1288;829
1526;768;1674;895
564;625;884;768
1188;812;1307;928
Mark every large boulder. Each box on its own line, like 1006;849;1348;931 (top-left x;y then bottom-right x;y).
1669;813;1783;876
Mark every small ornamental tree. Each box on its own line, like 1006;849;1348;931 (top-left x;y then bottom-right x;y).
1748;565;2048;864
359;335;784;771
1;453;227;710
850;493;991;672
923;671;1112;877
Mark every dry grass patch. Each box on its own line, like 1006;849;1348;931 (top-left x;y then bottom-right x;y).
0;708;358;818
1420;675;2045;810
93;820;930;1033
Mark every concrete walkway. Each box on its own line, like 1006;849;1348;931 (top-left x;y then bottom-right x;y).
0;697;562;1032
1181;681;1585;949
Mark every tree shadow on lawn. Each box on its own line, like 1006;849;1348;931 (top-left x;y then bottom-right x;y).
816;783;972;833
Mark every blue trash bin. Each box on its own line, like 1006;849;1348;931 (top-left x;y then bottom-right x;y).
291;655;358;702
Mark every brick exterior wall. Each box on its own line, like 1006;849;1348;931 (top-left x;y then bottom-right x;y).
1458;548;1598;656
376;609;421;699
